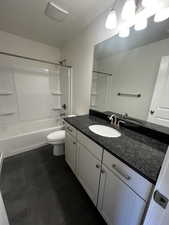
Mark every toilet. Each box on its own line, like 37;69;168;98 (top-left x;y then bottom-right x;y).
47;130;65;156
47;115;76;156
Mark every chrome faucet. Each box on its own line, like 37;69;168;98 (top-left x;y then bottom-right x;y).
108;114;118;128
108;114;126;129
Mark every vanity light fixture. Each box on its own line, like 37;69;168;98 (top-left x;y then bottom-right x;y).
142;0;159;10
134;12;148;30
154;6;169;22
105;0;169;37
118;25;130;37
121;0;136;21
105;9;117;30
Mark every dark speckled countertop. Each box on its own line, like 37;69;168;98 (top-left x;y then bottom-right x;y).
64;115;168;185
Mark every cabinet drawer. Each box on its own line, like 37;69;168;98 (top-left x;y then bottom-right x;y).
103;150;153;201
64;122;77;137
77;131;103;161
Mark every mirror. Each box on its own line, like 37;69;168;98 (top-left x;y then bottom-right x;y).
91;17;169;128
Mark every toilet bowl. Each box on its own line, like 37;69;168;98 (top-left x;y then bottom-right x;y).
47;130;65;156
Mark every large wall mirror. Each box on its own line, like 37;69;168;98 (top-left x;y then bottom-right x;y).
91;17;169;128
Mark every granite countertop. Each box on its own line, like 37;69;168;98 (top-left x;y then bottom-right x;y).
64;115;168;185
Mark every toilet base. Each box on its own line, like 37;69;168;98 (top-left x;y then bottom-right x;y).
53;143;65;156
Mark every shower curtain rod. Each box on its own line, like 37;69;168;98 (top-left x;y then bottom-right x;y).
0;51;72;68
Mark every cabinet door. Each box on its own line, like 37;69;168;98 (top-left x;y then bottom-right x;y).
77;143;101;205
65;132;76;173
98;165;146;225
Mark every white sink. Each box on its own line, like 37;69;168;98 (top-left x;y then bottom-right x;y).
89;125;121;138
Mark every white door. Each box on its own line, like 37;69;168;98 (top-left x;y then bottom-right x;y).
98;165;146;225
65;132;76;173
143;147;169;225
148;56;169;127
77;143;101;205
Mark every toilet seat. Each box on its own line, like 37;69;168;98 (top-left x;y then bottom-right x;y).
47;130;65;144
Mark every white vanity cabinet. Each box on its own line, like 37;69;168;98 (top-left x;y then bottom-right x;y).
65;122;77;174
98;165;146;225
64;121;153;225
76;131;103;205
77;142;101;205
97;150;153;225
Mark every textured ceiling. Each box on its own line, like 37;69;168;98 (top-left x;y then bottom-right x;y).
0;0;115;47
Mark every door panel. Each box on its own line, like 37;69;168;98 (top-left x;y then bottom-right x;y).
143;147;169;225
65;132;76;173
77;143;101;205
148;56;169;127
98;165;146;225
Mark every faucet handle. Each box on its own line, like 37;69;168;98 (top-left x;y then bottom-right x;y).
121;113;128;119
117;120;126;128
108;114;115;120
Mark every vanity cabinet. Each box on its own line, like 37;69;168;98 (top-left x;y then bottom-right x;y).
64;121;153;225
97;150;152;225
65;122;77;174
65;132;77;173
76;131;103;205
77;143;101;205
98;165;146;225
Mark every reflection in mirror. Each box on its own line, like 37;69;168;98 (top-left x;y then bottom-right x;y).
91;17;169;128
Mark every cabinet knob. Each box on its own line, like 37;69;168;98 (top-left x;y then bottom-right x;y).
73;142;76;145
101;169;105;174
96;164;100;169
150;110;155;115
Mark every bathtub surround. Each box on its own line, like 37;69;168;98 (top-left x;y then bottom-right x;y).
0;31;71;157
0;56;67;157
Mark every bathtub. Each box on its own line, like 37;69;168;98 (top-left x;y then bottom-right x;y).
0;119;64;158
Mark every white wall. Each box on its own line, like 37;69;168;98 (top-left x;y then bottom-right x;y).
61;2;126;115
94;38;169;120
0;30;60;62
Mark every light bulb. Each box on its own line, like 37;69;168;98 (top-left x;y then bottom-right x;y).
154;7;169;22
105;10;117;30
134;15;148;30
121;0;136;21
119;26;130;38
142;0;165;10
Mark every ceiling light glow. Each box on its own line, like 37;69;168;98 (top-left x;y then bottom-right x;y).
118;26;130;38
142;0;166;10
105;10;117;30
134;14;148;30
154;7;169;22
121;0;136;21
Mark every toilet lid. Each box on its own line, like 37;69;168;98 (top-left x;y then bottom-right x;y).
47;130;65;141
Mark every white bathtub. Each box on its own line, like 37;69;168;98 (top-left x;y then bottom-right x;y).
0;119;64;158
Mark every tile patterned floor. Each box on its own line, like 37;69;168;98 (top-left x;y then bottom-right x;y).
0;145;106;225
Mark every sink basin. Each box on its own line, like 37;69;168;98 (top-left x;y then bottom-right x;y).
89;125;121;138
